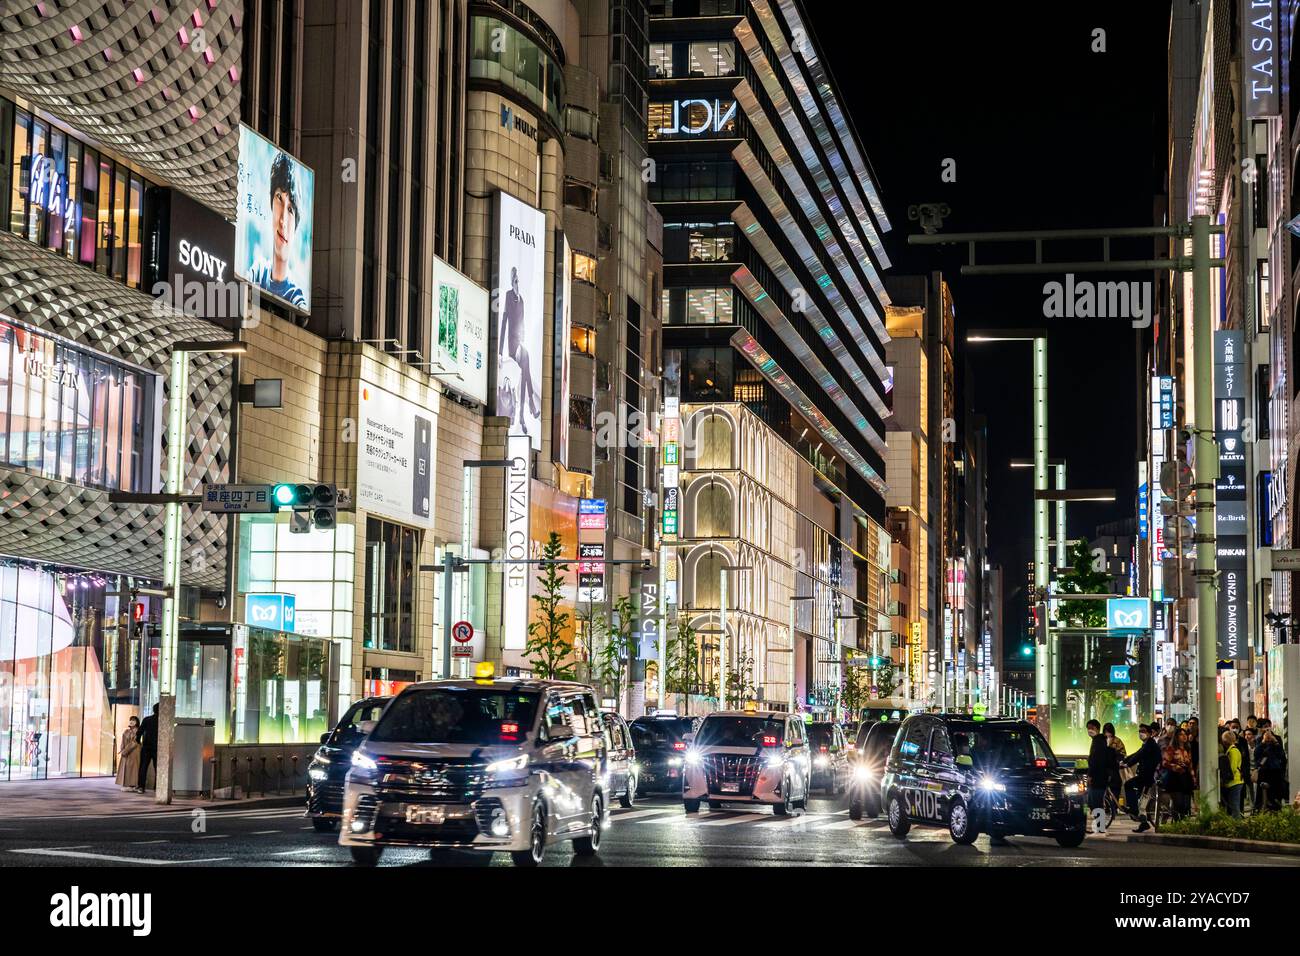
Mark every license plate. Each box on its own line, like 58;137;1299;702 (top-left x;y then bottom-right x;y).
720;782;740;793
1029;808;1050;821
405;805;446;825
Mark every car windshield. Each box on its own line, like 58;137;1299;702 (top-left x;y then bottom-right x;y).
695;716;784;748
328;699;387;745
631;722;683;750
369;688;540;745
954;726;1055;770
809;725;836;750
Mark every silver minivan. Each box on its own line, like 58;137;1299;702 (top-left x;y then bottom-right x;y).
339;668;608;866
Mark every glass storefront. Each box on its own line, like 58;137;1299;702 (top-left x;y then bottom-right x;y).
0;97;156;288
0;563;157;781
0;314;161;492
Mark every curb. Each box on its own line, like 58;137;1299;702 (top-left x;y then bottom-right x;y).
1127;831;1300;856
201;795;305;812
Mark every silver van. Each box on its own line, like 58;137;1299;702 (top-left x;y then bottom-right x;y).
339;668;608;866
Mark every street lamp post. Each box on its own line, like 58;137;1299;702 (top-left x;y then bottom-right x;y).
154;339;246;806
968;331;1048;731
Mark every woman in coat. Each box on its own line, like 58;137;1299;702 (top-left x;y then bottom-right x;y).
1160;728;1195;820
115;715;141;789
1254;729;1286;811
1104;722;1128;808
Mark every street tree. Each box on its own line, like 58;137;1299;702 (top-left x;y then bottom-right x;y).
1055;539;1110;627
524;532;575;679
596;594;635;707
665;618;704;714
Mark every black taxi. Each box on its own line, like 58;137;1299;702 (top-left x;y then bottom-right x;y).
880;714;1087;846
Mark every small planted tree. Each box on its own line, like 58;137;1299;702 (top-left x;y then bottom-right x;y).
596;594;635;707
665;618;704;713
524;532;575;679
724;653;758;709
841;664;868;720
1055;539;1110;627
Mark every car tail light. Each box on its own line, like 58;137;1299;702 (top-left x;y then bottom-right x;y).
819;745;828;753
1034;758;1048;768
762;735;779;747
672;741;686;750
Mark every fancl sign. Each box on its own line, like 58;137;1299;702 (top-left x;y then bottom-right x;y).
1243;0;1280;117
502;435;532;650
657;98;738;137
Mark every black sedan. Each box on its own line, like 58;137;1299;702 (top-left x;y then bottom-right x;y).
305;696;389;831
629;714;698;794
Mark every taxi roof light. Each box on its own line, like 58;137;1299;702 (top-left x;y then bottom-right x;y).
474;662;495;683
742;700;758;713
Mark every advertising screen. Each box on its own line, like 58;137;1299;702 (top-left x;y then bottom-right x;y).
357;383;435;528
494;191;546;450
235;124;314;314
431;256;489;404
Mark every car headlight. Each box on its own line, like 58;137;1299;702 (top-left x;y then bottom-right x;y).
854;765;873;783
486;753;529;775
978;775;1006;793
765;754;785;770
667;757;683;767
1067;779;1086;795
308;766;328;782
814;756;829;769
685;750;703;766
351;750;378;772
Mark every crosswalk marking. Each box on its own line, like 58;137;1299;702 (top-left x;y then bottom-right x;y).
813;819;866;831
609;807;680;822
698;813;770;827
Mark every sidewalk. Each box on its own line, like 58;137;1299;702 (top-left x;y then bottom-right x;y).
1127;830;1300;857
0;777;304;819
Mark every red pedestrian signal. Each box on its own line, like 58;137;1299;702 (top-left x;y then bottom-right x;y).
133;602;145;622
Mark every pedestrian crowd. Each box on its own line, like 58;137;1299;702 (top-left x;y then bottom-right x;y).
1082;714;1289;833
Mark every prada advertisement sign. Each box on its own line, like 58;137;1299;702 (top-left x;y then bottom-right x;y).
1243;0;1280;117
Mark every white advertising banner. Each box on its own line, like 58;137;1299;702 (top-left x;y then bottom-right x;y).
503;435;533;650
553;232;573;467
494;191;547;451
432;256;490;404
357;383;435;528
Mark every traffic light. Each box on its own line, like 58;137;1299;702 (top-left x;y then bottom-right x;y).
271;482;337;533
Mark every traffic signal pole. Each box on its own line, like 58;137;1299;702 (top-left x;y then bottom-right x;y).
910;221;1224;747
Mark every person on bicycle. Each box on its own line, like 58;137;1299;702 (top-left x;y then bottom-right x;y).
1122;723;1162;832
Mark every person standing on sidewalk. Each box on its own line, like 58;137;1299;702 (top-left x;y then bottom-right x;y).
115;715;141;790
1122;723;1162;832
1086;719;1113;831
1161;728;1194;820
1254;729;1285;811
1221;729;1244;818
136;703;159;793
1104;722;1128;809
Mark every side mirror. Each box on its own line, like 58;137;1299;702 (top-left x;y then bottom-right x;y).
359;720;377;736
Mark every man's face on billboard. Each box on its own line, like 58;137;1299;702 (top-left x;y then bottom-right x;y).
271;188;297;277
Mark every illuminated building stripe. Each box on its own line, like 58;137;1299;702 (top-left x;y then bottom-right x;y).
735;14;891;280
731;263;886;455
732;142;888;382
729;328;887;495
774;0;892;233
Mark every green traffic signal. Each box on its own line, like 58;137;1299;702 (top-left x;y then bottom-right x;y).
272;483;297;507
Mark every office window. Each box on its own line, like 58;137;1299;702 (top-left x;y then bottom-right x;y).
573;250;598;285
664;221;735;263
688;40;736;77
649;42;673;78
681;287;733;325
569;395;594;430
363;517;420;654
571;324;596;356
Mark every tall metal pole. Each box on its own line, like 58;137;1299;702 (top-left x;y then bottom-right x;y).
1192;213;1220;811
720;570;728;707
154;348;189;805
1033;337;1050;734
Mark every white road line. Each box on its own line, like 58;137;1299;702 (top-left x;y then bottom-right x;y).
129;840;170;845
10;848;230;865
609;808;681;821
813;819;864;831
274;847;325;856
249;830;281;835
195;834;230;840
698;813;770;827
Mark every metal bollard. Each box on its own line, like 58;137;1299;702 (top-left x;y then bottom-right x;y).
245;756;254;796
260;756;268;796
207;757;217;799
291;754;300;793
276;754;285;795
231;757;240;798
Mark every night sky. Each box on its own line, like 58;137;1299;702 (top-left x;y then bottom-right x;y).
809;2;1173;655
